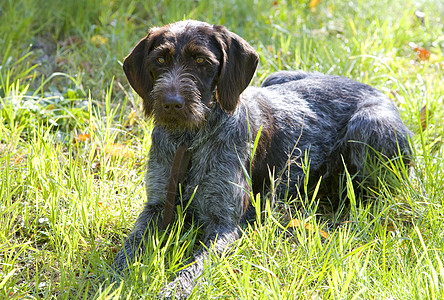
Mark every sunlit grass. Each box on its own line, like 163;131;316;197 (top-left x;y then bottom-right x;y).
1;0;444;298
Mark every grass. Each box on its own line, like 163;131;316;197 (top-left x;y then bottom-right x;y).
1;0;444;298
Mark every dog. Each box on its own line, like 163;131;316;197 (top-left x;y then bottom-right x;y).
112;20;411;298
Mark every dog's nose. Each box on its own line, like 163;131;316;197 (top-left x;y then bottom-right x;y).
163;94;185;112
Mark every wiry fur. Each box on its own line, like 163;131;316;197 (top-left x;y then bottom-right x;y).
113;20;411;299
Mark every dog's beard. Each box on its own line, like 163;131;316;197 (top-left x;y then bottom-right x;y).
150;72;215;131
153;100;211;131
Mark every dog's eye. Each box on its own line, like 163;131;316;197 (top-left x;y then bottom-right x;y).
157;57;166;64
195;57;205;64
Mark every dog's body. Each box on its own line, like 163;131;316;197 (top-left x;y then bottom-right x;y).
113;20;411;298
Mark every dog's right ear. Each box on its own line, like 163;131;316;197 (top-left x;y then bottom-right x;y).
123;31;156;116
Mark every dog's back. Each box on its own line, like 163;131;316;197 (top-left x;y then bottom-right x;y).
244;71;411;197
261;70;312;87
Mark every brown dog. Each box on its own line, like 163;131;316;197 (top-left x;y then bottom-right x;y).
113;20;411;299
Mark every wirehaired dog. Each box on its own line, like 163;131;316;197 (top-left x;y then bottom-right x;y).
113;20;411;298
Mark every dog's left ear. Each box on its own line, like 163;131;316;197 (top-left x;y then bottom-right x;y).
214;25;259;112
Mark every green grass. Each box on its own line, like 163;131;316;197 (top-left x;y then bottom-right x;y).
1;0;444;298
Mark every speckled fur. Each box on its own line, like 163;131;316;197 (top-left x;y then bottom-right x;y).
112;20;411;299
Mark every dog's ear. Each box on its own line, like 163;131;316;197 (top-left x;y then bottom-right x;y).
214;25;259;112
123;30;157;116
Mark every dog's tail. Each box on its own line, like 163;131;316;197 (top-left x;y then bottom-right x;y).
261;70;319;87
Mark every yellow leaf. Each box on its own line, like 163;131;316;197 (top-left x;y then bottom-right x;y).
128;110;137;126
288;218;329;238
91;35;108;46
386;224;396;233
288;219;302;227
309;0;321;12
76;133;90;142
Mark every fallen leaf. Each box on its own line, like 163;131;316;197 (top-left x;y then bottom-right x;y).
76;133;90;142
232;268;242;275
288;219;302;227
386;224;396;233
409;42;430;61
91;35;108;46
309;0;321;12
128;110;137;126
288;219;329;238
415;47;430;61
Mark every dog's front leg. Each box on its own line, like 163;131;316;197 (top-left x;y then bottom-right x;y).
159;148;250;298
112;203;163;273
113;156;170;274
161;225;240;299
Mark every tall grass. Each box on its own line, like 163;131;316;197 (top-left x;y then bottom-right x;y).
1;0;443;298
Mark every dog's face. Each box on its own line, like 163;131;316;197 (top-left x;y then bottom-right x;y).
123;20;259;130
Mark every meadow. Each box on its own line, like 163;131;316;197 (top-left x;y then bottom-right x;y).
1;0;444;298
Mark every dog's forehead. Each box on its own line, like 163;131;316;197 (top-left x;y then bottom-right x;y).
150;20;220;58
159;20;215;46
167;20;212;34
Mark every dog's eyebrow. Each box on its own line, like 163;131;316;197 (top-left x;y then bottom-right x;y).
152;43;175;57
182;43;218;62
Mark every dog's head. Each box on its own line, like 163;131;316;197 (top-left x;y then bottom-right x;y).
123;20;258;130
